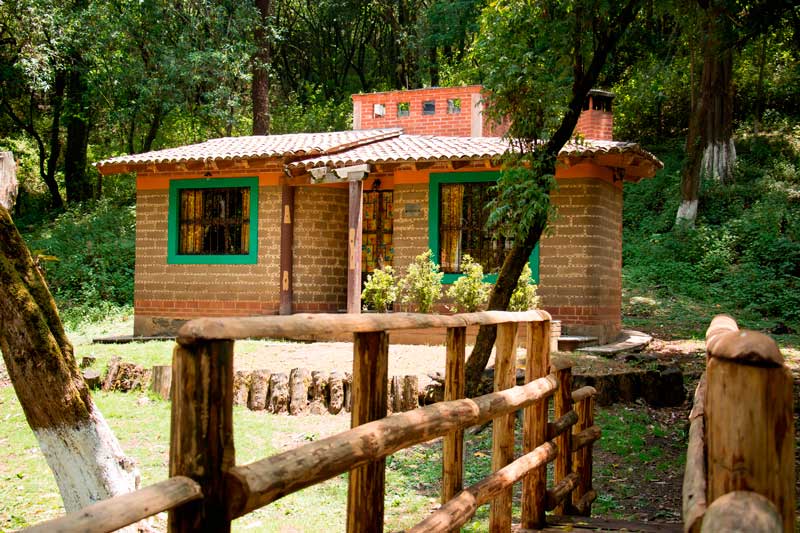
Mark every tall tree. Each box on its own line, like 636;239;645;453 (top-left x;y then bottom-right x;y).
464;0;642;394
0;204;140;515
252;0;272;135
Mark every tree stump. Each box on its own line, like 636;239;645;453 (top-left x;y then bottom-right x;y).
343;372;352;413
309;370;329;415
150;365;172;400
248;370;270;411
389;375;402;413
102;357;122;391
401;375;419;411
80;356;96;369
268;373;289;414
82;369;101;389
328;372;344;414
233;370;251;407
289;368;310;415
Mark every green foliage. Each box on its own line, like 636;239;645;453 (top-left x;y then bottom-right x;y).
22;198;135;325
270;91;351;134
487;158;556;243
509;263;540;311
624;134;800;326
446;254;490;312
361;266;399;312
400;250;443;313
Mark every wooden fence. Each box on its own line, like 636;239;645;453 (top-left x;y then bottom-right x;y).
682;314;795;533
23;311;600;533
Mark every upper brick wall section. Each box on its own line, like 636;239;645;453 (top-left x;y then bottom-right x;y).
352;86;613;141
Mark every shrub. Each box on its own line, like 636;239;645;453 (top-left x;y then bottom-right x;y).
509;263;541;311
361;266;399;312
446;254;491;312
400;250;443;313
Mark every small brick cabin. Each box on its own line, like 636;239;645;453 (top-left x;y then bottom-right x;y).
97;87;661;343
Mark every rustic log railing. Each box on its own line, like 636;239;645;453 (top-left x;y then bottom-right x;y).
682;314;795;533
22;311;600;533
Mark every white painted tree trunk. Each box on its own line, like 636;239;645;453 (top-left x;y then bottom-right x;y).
702;139;736;184
675;199;699;227
35;409;139;512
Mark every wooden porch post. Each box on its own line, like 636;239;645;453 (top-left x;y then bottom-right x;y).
347;179;364;314
279;184;294;315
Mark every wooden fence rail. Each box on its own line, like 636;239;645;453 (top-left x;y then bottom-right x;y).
22;311;600;533
682;314;794;533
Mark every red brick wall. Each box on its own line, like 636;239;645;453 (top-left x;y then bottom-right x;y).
574;108;613;141
539;177;622;343
292;186;349;312
133;184;282;336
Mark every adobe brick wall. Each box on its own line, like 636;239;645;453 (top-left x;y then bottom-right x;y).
539;178;622;343
392;183;430;272
353;86;486;136
292;186;349;312
133;184;282;336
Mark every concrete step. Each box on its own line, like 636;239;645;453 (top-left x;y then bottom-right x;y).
557;335;599;352
577;330;652;357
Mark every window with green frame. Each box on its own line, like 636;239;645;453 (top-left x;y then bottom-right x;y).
167;177;259;264
428;172;539;284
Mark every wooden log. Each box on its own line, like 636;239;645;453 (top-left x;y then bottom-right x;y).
225;374;559;519
553;363;574;515
683;373;707;533
571;386;597;403
105;362;150;392
442;326;466;505
407;442;557;533
288;368;310;415
102;357;122;391
522;319;550;529
347;331;389;533
232;370;251;407
389;375;402;414
309;370;329;415
248;370;270;411
401;375;419;412
267;373;289;414
705;356;794;532
546;410;578;441
151;365;172;401
169;341;235;533
700;491;782;533
82;369;101;390
489;322;518;532
574;489;598;516
572;394;596;515
328;372;345;414
177;310;552;345
23;476;202;533
80;355;96;369
343;372;352;413
546;472;580;511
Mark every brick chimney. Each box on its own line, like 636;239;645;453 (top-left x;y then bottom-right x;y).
352;86;614;140
574;89;614;141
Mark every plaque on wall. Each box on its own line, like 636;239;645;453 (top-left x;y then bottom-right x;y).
403;203;422;217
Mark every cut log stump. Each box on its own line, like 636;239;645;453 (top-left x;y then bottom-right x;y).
151;365;172;400
248;370;270;411
268;373;289;414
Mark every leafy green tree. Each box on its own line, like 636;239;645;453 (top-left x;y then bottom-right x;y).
463;0;642;394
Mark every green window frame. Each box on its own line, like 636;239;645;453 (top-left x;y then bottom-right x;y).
428;171;539;284
167;177;259;265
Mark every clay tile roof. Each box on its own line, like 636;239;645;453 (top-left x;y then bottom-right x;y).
95;128;403;167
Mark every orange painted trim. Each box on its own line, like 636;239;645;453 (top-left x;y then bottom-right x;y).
394;164;502;184
554;162;614;180
137;172;281;190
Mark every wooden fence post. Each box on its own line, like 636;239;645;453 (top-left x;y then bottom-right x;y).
347;331;389;533
572;394;594;514
521;319;550;528
442;326;466;505
169;340;235;533
552;360;574;516
705;318;795;532
489;322;518;532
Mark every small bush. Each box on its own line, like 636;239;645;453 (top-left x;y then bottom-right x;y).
400;250;443;313
446;254;491;312
361;266;398;312
509;263;541;311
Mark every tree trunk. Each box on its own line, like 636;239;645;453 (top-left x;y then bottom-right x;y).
64;55;93;204
45;69;66;209
0;205;139;514
0;151;18;211
252;0;272;136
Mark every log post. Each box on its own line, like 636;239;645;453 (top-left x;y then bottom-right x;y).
705;316;795;532
279;184;294;315
347;331;389;533
572;393;594;514
401;375;419;411
151;365;173;401
489;322;518;532
442;326;466;506
552;360;574;516
248;370;270;411
169;340;235;533
521;319;550;528
288;368;310;415
328;372;345;414
346;179;364;314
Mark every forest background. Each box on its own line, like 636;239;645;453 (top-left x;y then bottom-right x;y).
0;0;798;338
